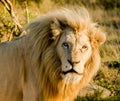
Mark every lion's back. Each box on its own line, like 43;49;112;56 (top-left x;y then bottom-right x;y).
0;41;23;101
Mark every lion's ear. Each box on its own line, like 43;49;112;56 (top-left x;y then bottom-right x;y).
50;18;62;40
94;32;106;46
91;31;106;48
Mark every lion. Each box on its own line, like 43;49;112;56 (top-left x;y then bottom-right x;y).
0;7;106;101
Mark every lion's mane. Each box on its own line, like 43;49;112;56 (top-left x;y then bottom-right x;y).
0;7;106;101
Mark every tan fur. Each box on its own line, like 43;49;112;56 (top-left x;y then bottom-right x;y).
0;8;106;101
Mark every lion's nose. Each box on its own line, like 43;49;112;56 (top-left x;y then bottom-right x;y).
67;59;80;67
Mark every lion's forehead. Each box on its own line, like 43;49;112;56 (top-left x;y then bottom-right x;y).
77;34;90;44
66;33;76;42
64;30;90;45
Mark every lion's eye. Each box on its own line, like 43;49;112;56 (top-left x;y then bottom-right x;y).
82;45;88;49
62;42;70;49
81;45;88;52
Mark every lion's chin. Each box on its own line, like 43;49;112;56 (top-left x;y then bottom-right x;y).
60;73;83;84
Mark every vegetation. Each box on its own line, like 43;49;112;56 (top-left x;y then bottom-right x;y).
0;0;120;100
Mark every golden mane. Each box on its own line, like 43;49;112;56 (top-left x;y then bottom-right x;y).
0;7;106;101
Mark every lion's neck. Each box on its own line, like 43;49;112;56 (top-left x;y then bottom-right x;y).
42;80;80;101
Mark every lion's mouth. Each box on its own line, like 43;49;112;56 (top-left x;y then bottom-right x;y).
62;69;83;75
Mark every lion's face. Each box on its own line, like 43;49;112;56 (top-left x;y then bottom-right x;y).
56;27;92;83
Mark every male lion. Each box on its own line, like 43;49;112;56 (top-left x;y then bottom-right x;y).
0;8;106;101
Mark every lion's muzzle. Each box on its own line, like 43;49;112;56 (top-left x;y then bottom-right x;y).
61;59;83;75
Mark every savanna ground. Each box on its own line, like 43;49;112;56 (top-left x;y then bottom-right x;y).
0;0;120;101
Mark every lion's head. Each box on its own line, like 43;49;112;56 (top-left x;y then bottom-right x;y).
56;28;92;83
25;7;106;101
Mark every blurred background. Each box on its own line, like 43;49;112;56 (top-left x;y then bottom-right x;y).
0;0;120;100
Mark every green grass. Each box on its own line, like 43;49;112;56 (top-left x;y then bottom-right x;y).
75;96;120;101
